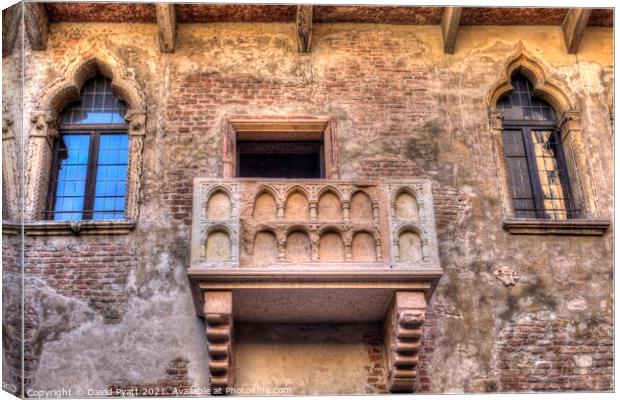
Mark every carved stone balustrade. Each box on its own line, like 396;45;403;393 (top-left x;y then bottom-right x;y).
190;179;440;270
188;179;443;393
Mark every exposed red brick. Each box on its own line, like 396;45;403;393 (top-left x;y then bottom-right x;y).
461;7;567;26
109;357;191;396
495;315;613;392
176;4;295;23
46;3;156;23
314;6;443;25
23;238;134;322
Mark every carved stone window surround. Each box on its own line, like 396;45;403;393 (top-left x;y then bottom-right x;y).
487;45;610;236
24;47;147;225
223;116;340;179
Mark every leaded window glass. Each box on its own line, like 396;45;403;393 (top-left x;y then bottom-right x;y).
59;76;127;125
47;76;129;221
498;72;576;219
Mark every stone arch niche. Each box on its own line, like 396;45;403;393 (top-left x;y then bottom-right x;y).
318;189;342;221
285;190;309;221
253;190;277;220
394;190;419;220
286;230;312;262
351;231;377;262
26;41;146;221
205;230;232;261
207;191;232;220
252;230;278;265
398;230;422;264
319;230;345;262
350;191;373;221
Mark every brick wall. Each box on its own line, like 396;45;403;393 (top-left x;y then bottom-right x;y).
496;313;613;391
417;311;440;392
363;329;388;394
109;358;191;396
2;233;21;273
163;30;436;225
23;239;134;323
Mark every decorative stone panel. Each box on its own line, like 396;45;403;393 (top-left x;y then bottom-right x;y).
191;180;240;266
388;181;439;269
190;179;441;272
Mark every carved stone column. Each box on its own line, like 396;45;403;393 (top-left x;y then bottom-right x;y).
384;291;427;393
559;110;598;217
375;238;383;262
125;110;146;220
488;109;514;219
2;115;19;220
276;203;285;219
342;200;351;222
309;200;318;221
24;111;57;221
204;291;234;393
372;201;380;224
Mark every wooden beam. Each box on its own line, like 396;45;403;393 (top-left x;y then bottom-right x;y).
562;8;592;54
156;4;176;53
296;5;313;53
2;3;22;57
24;2;48;51
441;7;462;54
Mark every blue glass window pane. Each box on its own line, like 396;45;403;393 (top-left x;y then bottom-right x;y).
58;76;127;125
92;133;128;220
53;134;90;221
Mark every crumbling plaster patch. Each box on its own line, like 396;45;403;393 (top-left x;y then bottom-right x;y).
31;271;209;393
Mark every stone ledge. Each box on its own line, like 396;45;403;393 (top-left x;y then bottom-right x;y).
2;221;21;236
187;268;443;286
502;218;610;236
16;219;136;236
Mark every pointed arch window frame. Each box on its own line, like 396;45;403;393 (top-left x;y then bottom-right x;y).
46;76;130;222
23;55;146;235
496;73;577;220
487;51;609;235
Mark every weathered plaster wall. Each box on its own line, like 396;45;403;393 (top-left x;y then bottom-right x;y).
235;323;386;394
3;20;613;395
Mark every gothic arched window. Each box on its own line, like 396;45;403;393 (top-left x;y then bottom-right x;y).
47;75;129;221
497;72;576;219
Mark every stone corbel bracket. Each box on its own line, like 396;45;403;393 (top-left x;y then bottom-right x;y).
192;180;240;266
384;291;427;392
204;291;234;392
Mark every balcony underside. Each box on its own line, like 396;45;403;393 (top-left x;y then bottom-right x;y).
188;268;441;323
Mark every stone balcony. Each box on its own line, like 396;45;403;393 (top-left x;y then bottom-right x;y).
187;179;443;392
